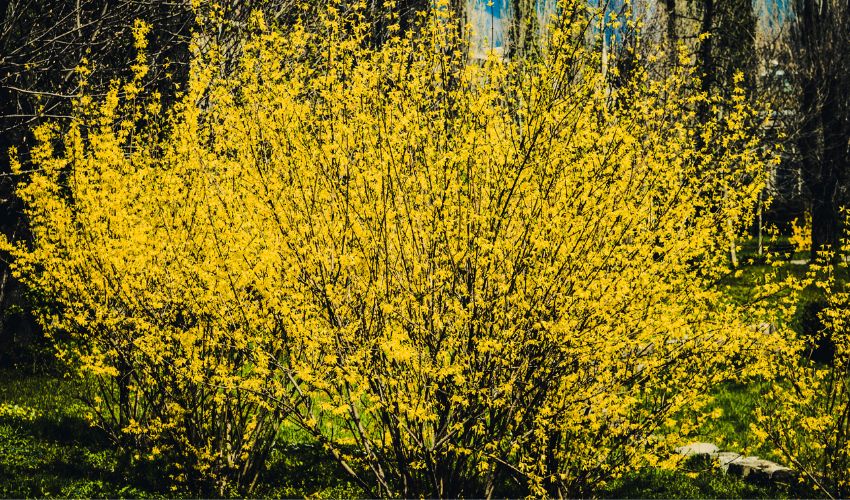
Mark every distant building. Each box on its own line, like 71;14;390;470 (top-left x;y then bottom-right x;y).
466;0;790;58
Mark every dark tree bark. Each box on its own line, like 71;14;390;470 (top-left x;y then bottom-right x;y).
790;0;850;258
696;0;715;126
508;0;541;59
665;0;677;67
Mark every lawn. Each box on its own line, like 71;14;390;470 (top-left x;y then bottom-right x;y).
0;370;156;498
0;368;369;498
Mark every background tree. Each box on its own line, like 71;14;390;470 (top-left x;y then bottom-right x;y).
788;0;850;258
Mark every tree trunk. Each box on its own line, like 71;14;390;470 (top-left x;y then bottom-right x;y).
792;0;850;260
117;353;132;430
811;188;841;260
812;82;846;258
664;0;677;67
698;0;715;96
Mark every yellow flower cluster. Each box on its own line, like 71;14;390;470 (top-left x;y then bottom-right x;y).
3;1;774;496
756;250;850;499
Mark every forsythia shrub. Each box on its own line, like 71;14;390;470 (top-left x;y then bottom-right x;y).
3;1;774;497
3;20;286;496
756;248;850;499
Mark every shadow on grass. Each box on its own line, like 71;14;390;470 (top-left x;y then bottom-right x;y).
0;369;164;498
257;442;367;498
604;464;817;499
0;418;158;498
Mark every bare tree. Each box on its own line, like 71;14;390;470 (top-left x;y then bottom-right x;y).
788;0;850;258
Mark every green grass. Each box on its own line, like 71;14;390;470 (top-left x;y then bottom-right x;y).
0;369;365;498
717;260;817;308
695;244;809;470
256;444;365;499
0;370;160;498
691;380;781;460
722;236;850;305
735;236;811;263
603;462;813;499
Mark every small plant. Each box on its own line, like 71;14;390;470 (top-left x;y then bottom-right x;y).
0;403;41;423
790;212;812;253
757;250;850;499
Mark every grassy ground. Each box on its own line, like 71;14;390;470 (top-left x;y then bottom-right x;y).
0;367;815;498
0;370;156;498
695;239;812;460
0;366;789;497
692;380;775;457
0;368;367;498
604;463;810;499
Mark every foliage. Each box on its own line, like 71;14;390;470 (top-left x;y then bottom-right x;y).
2;1;777;497
756;252;850;499
791;212;812;253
